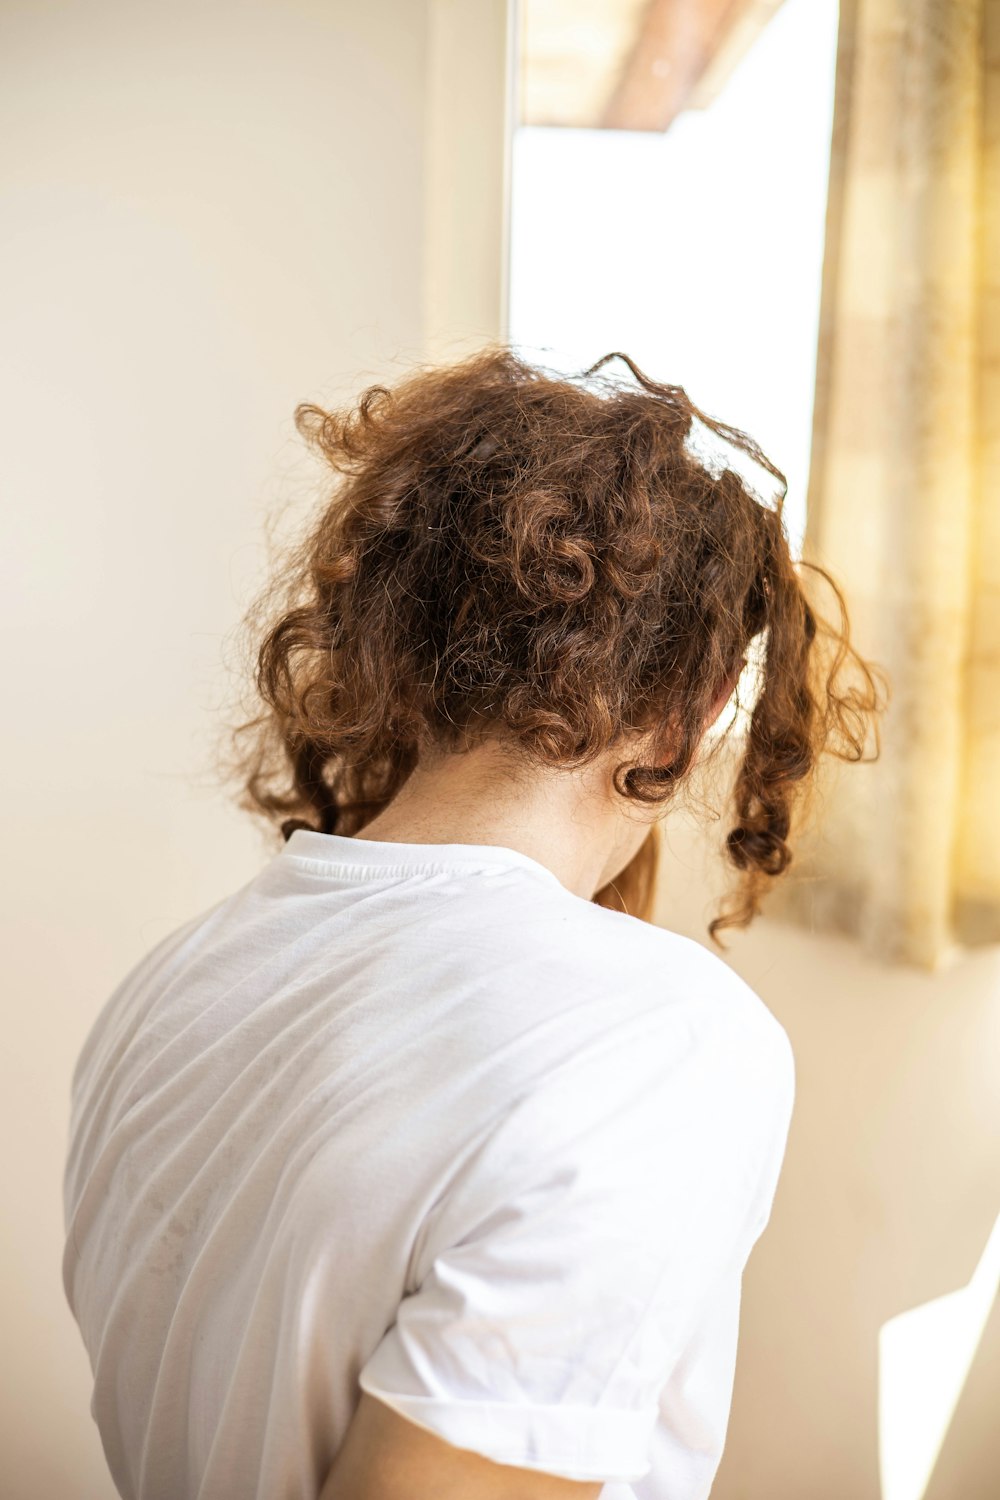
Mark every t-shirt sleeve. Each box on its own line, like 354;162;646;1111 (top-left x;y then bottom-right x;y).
357;993;795;1484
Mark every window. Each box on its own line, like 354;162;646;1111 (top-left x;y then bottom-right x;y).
509;0;841;565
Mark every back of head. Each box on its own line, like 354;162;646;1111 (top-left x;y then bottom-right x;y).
220;344;886;944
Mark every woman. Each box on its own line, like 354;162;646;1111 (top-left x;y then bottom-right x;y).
62;346;883;1500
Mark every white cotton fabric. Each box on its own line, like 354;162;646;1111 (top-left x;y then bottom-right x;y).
62;827;795;1500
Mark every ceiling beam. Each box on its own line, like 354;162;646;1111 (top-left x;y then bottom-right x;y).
600;0;787;132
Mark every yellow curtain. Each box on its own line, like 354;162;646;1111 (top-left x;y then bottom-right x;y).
765;0;1000;970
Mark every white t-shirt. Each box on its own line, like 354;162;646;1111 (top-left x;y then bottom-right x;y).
63;827;795;1500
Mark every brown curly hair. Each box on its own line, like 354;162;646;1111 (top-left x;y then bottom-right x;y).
217;343;887;945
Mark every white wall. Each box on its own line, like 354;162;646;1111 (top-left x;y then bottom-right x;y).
655;804;1000;1500
0;3;507;1495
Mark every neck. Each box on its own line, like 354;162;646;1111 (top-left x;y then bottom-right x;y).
351;739;651;901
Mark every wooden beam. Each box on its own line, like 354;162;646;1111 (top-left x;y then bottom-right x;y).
601;0;786;133
687;0;790;110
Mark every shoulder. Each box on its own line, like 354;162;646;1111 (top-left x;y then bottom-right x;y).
451;873;794;1115
568;893;794;1126
501;876;789;1044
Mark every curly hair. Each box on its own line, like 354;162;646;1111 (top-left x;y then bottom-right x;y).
217;343;887;945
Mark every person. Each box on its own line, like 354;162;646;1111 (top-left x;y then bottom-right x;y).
62;345;884;1500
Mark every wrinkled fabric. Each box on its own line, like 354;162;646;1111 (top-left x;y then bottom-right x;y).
63;828;795;1499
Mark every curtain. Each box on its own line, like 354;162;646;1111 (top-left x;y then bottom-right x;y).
764;0;1000;970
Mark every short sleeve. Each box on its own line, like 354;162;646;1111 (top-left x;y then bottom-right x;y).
358;997;795;1484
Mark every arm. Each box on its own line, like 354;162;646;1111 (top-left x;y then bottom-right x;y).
319;1390;604;1500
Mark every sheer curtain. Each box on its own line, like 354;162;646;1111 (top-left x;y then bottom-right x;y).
765;0;1000;969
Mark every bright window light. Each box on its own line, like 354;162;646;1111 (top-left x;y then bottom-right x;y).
878;1210;1000;1500
509;0;841;563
